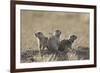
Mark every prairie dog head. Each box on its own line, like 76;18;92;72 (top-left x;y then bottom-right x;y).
53;30;61;38
70;35;77;41
35;32;45;39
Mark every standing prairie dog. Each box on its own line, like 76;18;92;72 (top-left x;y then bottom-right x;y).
58;35;77;52
35;32;48;51
47;30;61;52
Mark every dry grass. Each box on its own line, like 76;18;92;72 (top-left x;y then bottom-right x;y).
21;47;89;63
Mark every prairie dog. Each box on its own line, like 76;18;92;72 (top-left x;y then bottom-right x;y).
35;32;48;51
47;30;61;52
58;35;77;52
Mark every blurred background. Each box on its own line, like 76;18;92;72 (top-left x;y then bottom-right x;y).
21;10;89;50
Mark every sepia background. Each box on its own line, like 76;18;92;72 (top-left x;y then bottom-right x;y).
21;10;89;51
